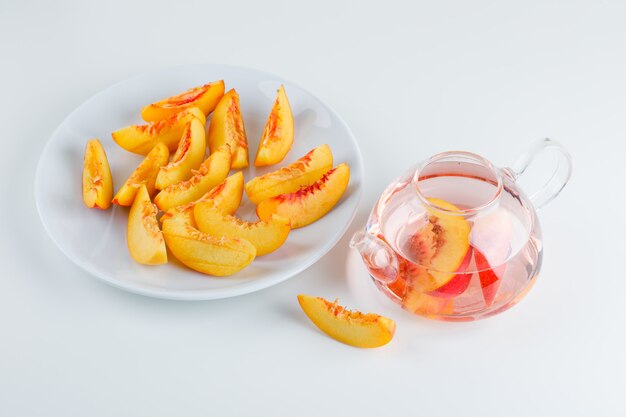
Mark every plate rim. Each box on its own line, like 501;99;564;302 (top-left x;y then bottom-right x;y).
34;63;364;300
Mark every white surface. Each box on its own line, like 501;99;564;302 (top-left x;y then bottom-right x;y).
35;64;363;300
1;1;624;416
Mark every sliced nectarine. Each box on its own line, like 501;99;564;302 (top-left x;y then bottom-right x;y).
141;80;225;122
194;171;244;215
254;85;294;166
474;249;504;306
159;198;196;227
403;286;455;317
403;198;471;292
426;248;473;298
155;118;206;190
390;240;469;315
161;171;244;229
393;261;454;316
82;139;113;210
127;184;167;265
208;89;249;169
297;294;395;348
112;107;205;155
161;209;256;276
154;144;231;211
245;144;333;204
195;207;290;256
256;163;350;228
112;142;170;206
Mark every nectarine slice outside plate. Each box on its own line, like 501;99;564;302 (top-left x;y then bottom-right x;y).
298;294;395;348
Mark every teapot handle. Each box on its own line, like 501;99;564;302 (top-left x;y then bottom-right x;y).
506;139;572;211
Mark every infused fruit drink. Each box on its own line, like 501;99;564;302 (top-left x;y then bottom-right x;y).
350;143;571;321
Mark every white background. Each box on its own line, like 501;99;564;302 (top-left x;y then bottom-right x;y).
1;1;625;416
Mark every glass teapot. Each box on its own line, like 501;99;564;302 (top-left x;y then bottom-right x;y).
350;139;572;321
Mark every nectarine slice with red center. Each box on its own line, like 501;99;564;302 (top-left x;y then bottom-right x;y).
426;248;473;298
127;184;167;265
112;142;170;206
82;139;113;210
195;207;290;256
112;107;205;155
141;80;225;122
155;118;207;190
254;85;294;166
403;198;471;293
256;163;350;228
154;144;231;211
474;249;505;306
297;294;395;348
161;209;256;277
245;144;333;204
208;89;249;169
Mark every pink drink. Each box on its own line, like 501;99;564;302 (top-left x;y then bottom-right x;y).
351;150;554;321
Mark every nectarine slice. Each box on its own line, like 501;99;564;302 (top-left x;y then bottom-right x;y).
162;210;256;276
127;184;167;265
254;85;294;166
256;163;350;228
426;248;473;298
155;118;207;190
195;207;290;256
112;142;170;206
403;285;455;317
245;144;333;204
112;107;205;155
194;171;244;216
208;89;249;169
82;139;113;210
141;80;225;122
297;294;395;348
154;144;231;211
162;171;244;229
474;249;505;306
404;198;471;292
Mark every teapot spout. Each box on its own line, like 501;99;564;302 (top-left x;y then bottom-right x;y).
349;229;369;252
350;230;399;284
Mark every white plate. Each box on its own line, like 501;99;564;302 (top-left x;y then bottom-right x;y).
35;64;363;300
